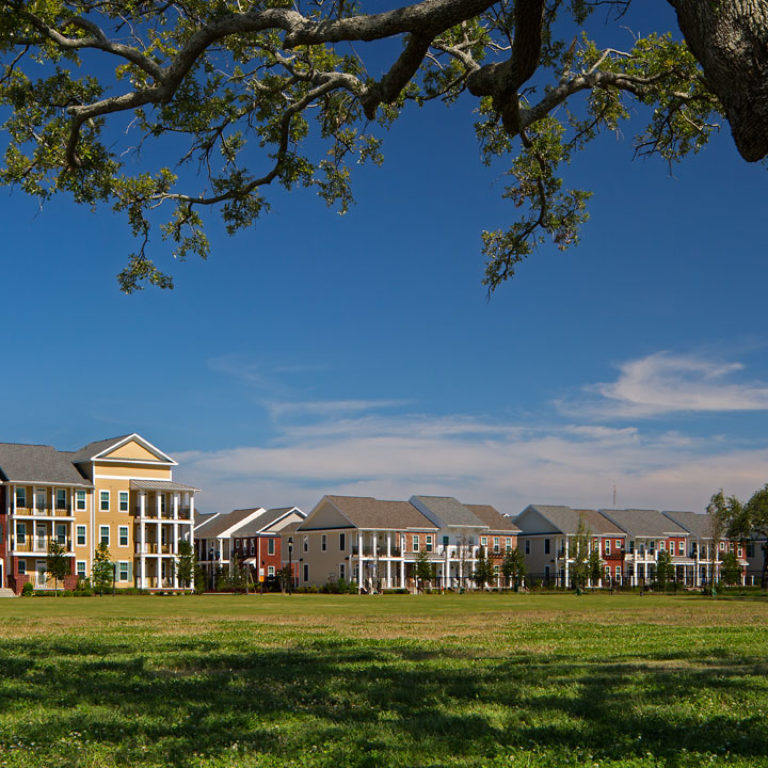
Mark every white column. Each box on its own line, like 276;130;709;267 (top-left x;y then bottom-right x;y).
400;554;405;590
358;531;364;593
386;532;392;588
564;536;570;587
139;493;146;589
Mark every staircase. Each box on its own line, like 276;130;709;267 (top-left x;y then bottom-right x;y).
0;587;17;598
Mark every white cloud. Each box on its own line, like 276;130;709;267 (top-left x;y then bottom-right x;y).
560;351;768;418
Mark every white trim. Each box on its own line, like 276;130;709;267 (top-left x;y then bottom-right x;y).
87;433;178;465
93;474;173;481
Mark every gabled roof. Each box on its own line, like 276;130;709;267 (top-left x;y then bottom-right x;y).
410;495;485;528
194;507;263;538
600;508;688;539
517;504;624;535
662;511;717;540
465;504;521;533
299;495;437;531
235;507;305;536
130;479;199;493
69;433;176;465
0;443;91;486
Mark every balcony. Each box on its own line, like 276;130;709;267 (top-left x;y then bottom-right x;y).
12;539;73;554
13;506;73;518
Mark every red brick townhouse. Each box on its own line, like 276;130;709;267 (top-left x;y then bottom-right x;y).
194;506;305;587
514;504;626;587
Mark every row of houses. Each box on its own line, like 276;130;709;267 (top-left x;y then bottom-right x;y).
0;433;762;594
197;496;758;591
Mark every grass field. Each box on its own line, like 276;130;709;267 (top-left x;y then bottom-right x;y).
1;593;767;768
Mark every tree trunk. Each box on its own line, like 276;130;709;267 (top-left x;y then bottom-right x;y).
670;0;768;161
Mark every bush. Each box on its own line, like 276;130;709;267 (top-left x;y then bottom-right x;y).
21;582;34;597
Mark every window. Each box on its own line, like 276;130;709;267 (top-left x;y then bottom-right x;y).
339;533;346;551
55;523;67;545
303;564;309;582
76;561;86;579
15;487;26;508
159;494;166;514
412;535;420;552
480;536;488;547
659;540;666;551
99;491;109;512
649;540;656;552
678;541;685;556
505;537;512;551
100;525;110;546
56;489;67;510
119;526;129;547
268;538;275;556
268;565;275;577
629;540;635;553
250;541;255;556
615;539;622;549
615;566;622;579
321;534;327;552
37;524;47;550
605;540;611;556
443;535;450;547
17;560;26;575
339;563;346;581
426;535;433;553
75;490;86;512
119;491;129;512
16;522;26;545
76;525;86;546
234;538;240;550
493;537;500;553
34;488;47;512
544;538;550;554
604;565;611;578
730;541;735;552
738;546;743;558
118;561;130;581
525;539;530;555
303;536;308;553
720;541;726;551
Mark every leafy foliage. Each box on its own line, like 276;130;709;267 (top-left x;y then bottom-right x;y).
655;549;673;589
176;540;196;589
473;545;494;588
92;541;114;595
45;540;70;593
0;1;728;291
501;546;526;588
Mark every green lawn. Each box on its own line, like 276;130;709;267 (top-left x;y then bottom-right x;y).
1;593;767;767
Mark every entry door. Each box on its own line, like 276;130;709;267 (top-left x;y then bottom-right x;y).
36;561;47;587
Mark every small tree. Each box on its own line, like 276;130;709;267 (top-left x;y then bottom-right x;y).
720;551;741;586
569;518;591;590
46;541;70;595
176;541;195;590
276;564;293;594
414;550;434;593
655;550;673;590
587;547;603;587
473;547;494;590
501;548;526;591
92;542;114;596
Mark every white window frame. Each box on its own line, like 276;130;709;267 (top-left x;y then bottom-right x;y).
267;565;275;577
118;561;130;582
55;523;67;545
56;489;67;510
426;535;433;553
16;522;27;545
75;490;87;512
678;541;685;556
16;487;27;508
605;540;611;556
76;525;86;547
480;536;488;547
17;560;26;575
99;525;110;546
412;535;420;553
659;540;666;552
99;490;110;512
119;526;129;547
119;491;129;512
268;538;275;556
76;561;86;579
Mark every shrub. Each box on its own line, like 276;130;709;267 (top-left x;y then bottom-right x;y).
21;582;34;597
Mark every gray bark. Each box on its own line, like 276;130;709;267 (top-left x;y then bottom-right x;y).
670;0;768;161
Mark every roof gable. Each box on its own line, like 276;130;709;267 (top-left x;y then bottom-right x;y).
72;434;175;465
410;495;485;528
0;443;90;486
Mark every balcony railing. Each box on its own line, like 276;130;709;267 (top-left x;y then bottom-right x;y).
13;506;73;518
12;539;73;553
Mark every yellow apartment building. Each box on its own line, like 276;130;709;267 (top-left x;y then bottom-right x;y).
0;434;198;594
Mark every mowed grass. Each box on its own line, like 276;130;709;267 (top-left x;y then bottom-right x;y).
1;593;767;768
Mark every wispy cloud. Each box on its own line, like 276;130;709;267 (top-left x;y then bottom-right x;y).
559;352;768;418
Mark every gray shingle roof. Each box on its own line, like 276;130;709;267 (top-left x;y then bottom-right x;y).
410;496;485;527
465;504;521;533
522;504;624;535
194;508;261;538
0;443;90;486
299;496;437;531
235;507;303;536
662;511;716;540
130;479;199;493
600;508;688;538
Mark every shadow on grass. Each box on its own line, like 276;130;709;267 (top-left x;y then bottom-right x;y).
0;634;766;767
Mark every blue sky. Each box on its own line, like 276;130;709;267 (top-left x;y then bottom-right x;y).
2;3;768;516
